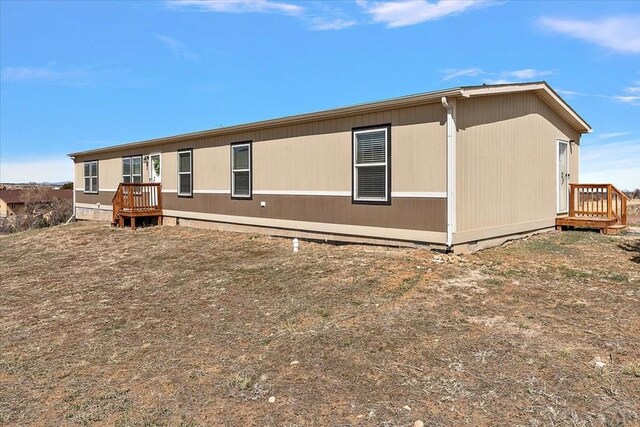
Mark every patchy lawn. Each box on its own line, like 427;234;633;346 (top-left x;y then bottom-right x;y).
1;223;639;426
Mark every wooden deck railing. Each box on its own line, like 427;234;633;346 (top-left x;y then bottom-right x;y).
112;183;162;223
569;183;628;225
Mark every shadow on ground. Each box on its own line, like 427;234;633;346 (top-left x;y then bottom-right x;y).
618;238;640;263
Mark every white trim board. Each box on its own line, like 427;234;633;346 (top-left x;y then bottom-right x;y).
194;189;231;194
164;189;445;198
75;202;113;211
75;188;118;192
392;191;446;198
254;190;350;196
78;189;446;198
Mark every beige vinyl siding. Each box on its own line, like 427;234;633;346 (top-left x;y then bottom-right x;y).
455;92;580;237
254;133;351;192
73;162;84;190
162;151;177;191
75;102;447;196
392;122;446;193
99;158;122;190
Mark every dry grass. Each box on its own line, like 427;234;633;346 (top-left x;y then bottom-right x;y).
627;199;640;226
1;222;639;426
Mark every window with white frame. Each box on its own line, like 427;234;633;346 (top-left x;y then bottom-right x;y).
122;156;142;183
83;160;98;194
177;149;192;197
231;142;251;198
353;126;390;203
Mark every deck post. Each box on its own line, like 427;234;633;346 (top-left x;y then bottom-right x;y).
157;184;163;211
607;185;612;219
569;184;575;217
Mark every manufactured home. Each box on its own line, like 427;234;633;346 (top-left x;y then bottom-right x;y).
68;82;629;252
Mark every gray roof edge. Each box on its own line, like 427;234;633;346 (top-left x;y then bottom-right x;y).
68;81;590;157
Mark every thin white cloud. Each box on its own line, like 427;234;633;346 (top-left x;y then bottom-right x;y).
310;18;357;31
503;68;553;80
360;0;490;28
441;67;553;83
597;132;630;140
167;0;303;16
153;34;199;61
0;157;73;183
556;89;585;97
482;69;554;84
554;85;640;106
614;95;640;105
166;0;359;31
1;66;87;84
483;79;512;85
1;64;125;85
539;16;640;54
612;84;640;105
441;67;483;81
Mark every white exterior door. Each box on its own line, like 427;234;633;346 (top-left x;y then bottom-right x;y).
149;154;161;183
557;141;569;214
149;154;161;206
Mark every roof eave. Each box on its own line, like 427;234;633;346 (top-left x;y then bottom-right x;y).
67;88;463;158
68;81;592;158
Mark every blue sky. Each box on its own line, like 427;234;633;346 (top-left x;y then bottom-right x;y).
1;0;639;189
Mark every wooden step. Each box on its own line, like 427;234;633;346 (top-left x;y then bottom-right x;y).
556;216;616;229
603;224;628;235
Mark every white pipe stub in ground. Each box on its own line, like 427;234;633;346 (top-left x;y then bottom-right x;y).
292;238;299;253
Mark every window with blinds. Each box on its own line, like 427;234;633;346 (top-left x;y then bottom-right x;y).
177;149;192;197
122;156;142;184
83;160;98;194
231;142;251;198
353;127;389;203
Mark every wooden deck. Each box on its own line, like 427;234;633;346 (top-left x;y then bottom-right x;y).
112;183;162;230
556;183;629;235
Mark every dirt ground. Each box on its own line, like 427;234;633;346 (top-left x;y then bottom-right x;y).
1;222;639;426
